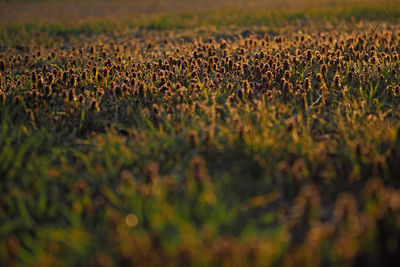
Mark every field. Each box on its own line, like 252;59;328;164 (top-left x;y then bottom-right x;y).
1;0;400;266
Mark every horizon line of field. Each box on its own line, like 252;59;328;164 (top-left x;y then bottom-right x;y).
0;5;399;29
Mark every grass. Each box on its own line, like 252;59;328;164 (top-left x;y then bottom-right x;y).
2;5;400;45
1;1;400;266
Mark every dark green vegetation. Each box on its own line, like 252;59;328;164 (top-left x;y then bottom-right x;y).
1;1;400;266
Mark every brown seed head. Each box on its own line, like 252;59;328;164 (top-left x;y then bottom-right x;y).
0;60;5;72
333;74;341;88
303;77;311;91
89;99;100;112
